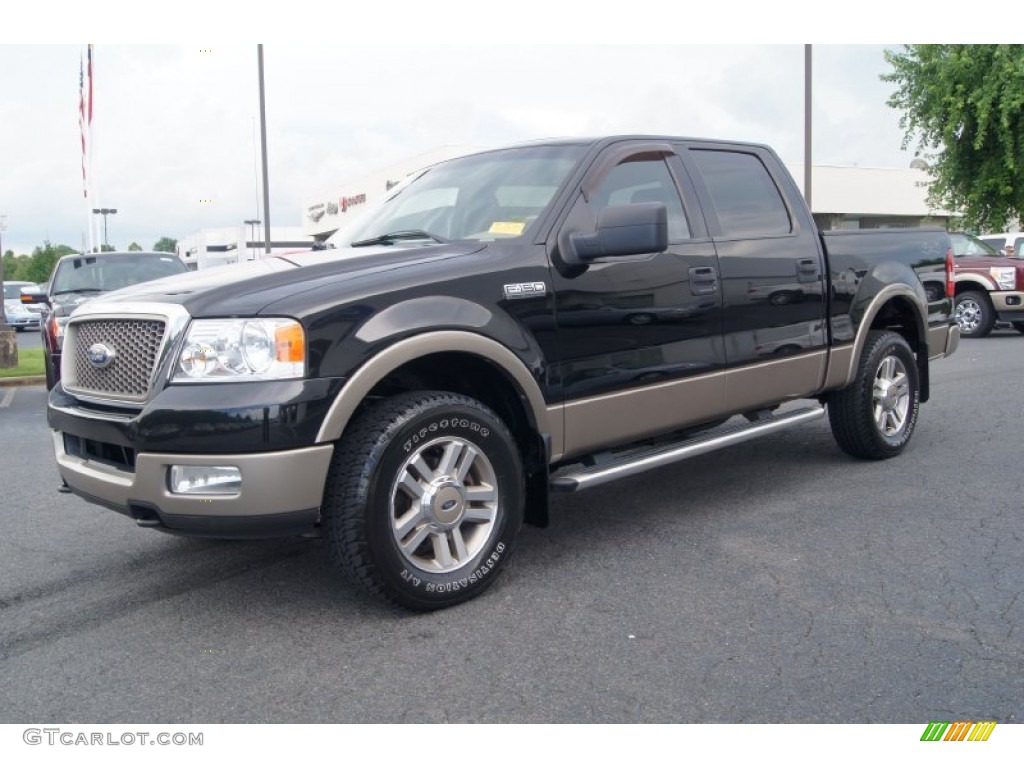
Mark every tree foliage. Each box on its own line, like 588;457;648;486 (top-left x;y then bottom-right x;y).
153;237;177;253
127;241;143;251
883;45;1024;232
3;253;32;282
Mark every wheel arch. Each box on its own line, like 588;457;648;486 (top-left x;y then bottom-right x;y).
831;285;931;401
315;331;556;526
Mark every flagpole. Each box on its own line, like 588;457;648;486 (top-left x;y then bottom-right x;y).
88;44;99;252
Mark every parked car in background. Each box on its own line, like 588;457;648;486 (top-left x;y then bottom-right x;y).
4;297;39;331
3;281;43;331
21;251;189;388
979;232;1023;258
4;280;45;310
949;232;1024;337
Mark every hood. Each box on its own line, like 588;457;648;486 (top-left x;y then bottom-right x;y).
91;241;485;318
956;254;1022;269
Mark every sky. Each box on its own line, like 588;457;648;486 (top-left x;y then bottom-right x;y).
0;5;998;257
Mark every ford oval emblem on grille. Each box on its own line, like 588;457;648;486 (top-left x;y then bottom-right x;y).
86;342;116;369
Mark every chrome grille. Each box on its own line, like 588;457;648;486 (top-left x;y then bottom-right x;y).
65;318;167;401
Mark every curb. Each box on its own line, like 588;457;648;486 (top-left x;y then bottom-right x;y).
0;376;46;387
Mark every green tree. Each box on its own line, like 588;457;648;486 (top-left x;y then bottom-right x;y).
153;237;177;253
127;241;143;251
882;44;1024;232
25;242;76;284
3;253;32;281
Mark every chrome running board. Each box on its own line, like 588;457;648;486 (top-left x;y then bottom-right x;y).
550;405;826;493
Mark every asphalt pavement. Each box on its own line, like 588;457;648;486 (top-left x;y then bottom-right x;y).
0;332;1021;723
10;331;42;350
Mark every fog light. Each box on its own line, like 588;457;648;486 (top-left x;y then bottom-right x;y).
169;465;241;495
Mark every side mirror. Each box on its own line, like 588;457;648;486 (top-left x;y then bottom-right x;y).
21;289;49;306
559;202;668;265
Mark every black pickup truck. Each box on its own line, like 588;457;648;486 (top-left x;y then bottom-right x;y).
47;136;959;609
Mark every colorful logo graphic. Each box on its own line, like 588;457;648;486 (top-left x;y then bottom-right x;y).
920;721;997;742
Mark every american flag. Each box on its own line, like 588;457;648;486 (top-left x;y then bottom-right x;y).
79;52;87;198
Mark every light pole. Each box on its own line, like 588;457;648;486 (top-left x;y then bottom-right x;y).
244;219;261;260
92;207;117;250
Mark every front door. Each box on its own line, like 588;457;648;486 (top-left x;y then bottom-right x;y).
545;143;726;458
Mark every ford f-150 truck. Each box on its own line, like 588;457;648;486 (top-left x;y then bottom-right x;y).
47;136;959;610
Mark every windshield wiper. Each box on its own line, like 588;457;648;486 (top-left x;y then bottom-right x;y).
350;230;449;248
52;287;105;295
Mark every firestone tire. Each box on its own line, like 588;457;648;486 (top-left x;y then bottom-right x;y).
954;291;995;338
323;391;524;611
828;330;920;460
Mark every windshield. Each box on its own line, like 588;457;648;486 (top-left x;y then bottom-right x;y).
51;253;188;294
341;144;586;246
950;233;999;257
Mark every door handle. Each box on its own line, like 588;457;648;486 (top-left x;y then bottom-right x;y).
689;266;718;296
797;258;819;274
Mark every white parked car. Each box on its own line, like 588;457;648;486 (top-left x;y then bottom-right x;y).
3;281;42;331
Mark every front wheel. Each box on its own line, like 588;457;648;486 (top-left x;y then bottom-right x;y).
323;391;524;610
954;291;995;338
828;330;920;460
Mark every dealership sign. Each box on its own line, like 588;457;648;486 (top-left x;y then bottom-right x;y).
307;193;367;224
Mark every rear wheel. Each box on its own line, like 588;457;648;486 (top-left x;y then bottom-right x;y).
323;391;524;610
828;330;920;460
954;291;995;338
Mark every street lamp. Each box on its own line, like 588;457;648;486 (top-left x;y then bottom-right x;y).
92;207;117;250
244;219;261;261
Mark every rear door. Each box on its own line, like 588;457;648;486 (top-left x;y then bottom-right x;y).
680;143;828;412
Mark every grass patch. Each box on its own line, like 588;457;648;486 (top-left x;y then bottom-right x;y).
0;347;45;378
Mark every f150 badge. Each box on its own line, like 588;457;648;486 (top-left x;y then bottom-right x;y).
503;282;547;300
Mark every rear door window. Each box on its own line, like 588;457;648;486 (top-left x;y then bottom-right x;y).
691;150;791;238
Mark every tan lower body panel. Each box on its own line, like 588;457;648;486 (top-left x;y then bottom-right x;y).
560;351;826;460
991;291;1024;312
927;323;960;360
53;431;334;518
724;350;826;415
822;344;855;390
562;370;728;459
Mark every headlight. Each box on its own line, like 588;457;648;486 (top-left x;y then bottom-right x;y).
172;318;305;382
990;267;1015;291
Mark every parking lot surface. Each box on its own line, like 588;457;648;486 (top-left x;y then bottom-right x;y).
0;332;1021;723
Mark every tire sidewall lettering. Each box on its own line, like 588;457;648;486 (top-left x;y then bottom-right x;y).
402;416;491;454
